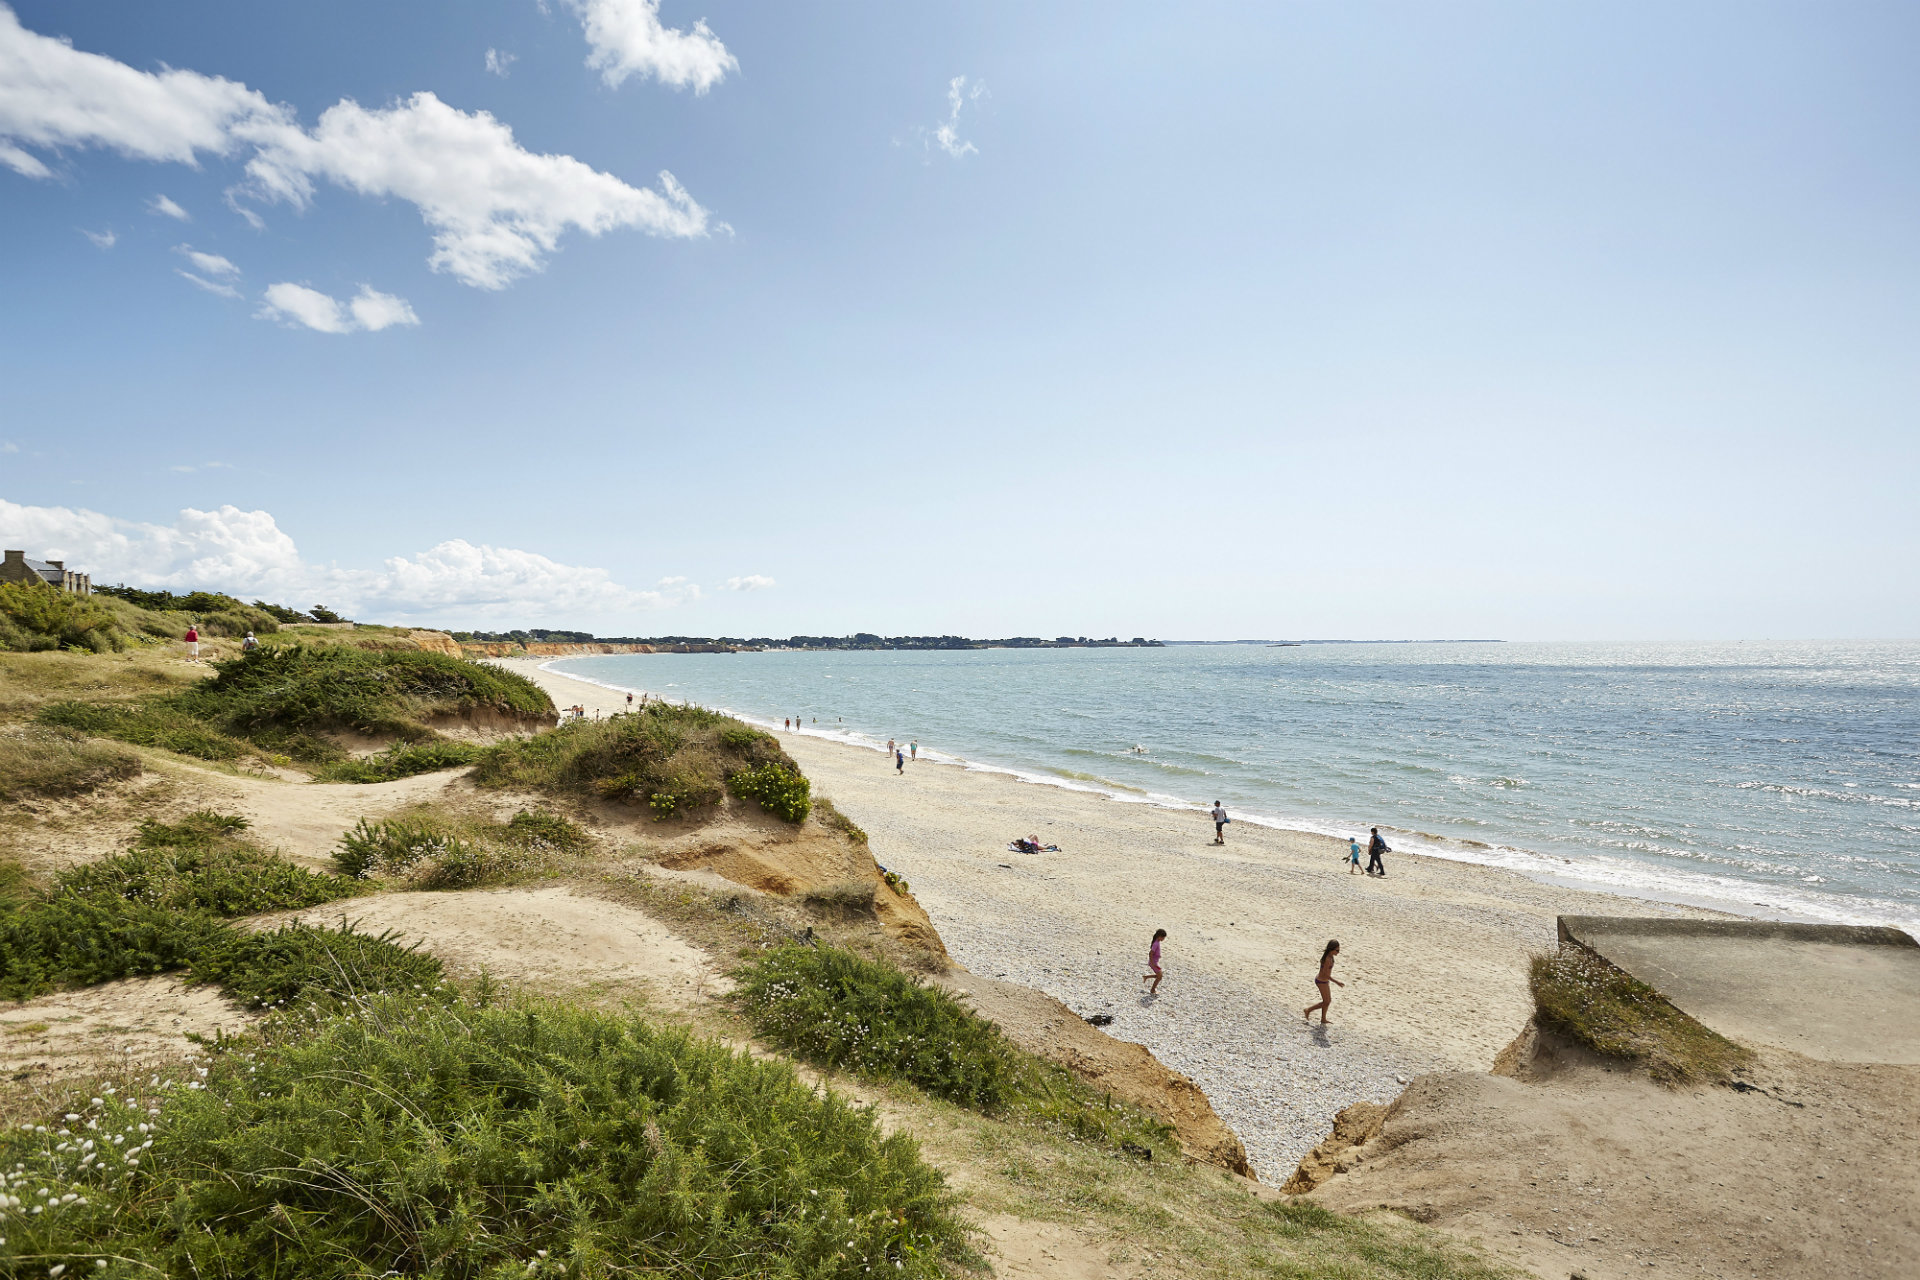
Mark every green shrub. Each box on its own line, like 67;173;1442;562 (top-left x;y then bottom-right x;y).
195;920;444;1009
312;738;484;783
734;945;1171;1154
0;724;141;800
0;998;967;1280
178;643;552;741
0;893;227;999
332;808;588;888
735;943;1022;1109
729;761;813;823
475;702;805;823
1530;945;1752;1084
54;811;357;917
332;814;476;879
37;698;251;762
0;581;127;653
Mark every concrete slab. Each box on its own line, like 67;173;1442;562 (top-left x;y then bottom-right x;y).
1559;917;1920;1065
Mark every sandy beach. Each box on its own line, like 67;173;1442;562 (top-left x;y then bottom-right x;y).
502;657;1713;1179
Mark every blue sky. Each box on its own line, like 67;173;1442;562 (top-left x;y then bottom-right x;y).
2;1;1916;639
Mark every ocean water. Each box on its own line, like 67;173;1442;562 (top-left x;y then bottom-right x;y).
549;641;1920;934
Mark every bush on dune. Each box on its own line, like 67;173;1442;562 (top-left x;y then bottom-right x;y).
55;810;357;917
735;944;1171;1154
475;702;811;822
37;698;253;762
312;738;485;782
0;997;968;1280
0;581;128;653
332;807;591;889
0;724;141;800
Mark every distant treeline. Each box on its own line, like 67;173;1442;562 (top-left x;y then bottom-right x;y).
95;586;348;625
455;629;1162;650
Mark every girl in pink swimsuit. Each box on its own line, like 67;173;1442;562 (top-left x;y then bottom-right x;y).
1143;928;1167;994
1303;939;1344;1024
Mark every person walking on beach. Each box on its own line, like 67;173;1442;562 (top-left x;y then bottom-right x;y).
1143;928;1168;995
1303;940;1344;1023
183;624;199;661
910;740;918;762
1211;801;1229;845
896;748;906;775
1348;837;1363;874
1366;828;1389;877
887;738;896;759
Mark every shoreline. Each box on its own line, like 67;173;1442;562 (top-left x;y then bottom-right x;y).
538;655;1898;933
499;656;1730;1178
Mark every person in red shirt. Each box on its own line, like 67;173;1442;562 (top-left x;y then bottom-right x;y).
184;624;200;660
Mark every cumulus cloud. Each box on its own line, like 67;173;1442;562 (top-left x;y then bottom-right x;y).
928;75;986;159
257;282;418;333
0;495;693;624
566;0;735;93
149;193;190;220
723;574;774;591
484;48;517;77
177;269;240;300
0;5;715;289
175;244;238;276
240;93;711;288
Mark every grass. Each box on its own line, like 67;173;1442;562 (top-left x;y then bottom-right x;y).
0;649;202;725
474;702;810;822
0;811;414;1006
52;810;358;917
0;997;971;1280
0;725;141;800
1529;944;1753;1084
332;805;592;889
33;644;552;769
311;738;485;782
0;581;135;653
734;943;1170;1154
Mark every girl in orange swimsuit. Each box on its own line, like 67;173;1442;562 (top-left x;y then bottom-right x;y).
1303;939;1344;1024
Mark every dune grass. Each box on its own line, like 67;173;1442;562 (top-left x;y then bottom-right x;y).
735;943;1170;1155
0;724;141;801
1530;944;1752;1084
332;805;592;890
0;996;970;1280
34;645;553;769
474;702;810;821
54;810;357;917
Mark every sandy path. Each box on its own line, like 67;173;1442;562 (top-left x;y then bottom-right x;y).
497;659;1708;1178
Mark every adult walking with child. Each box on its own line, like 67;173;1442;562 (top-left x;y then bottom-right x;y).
1366;827;1389;877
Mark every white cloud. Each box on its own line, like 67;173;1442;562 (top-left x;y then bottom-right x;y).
169;461;233;474
0;5;289;176
80;226;115;248
257;282;418;334
565;0;735;93
0;495;693;624
149;193;190;220
1;6;714;289
177;269;240;300
723;574;774;591
257;282;351;333
485;48;517;77
928;75;986;160
348;285;418;331
175;244;238;276
1;441;18;453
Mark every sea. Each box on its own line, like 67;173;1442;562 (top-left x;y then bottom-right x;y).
548;641;1920;935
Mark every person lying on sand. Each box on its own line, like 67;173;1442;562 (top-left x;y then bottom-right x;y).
1143;928;1167;995
1303;940;1344;1024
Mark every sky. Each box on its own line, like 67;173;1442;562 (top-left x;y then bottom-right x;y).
2;1;1917;641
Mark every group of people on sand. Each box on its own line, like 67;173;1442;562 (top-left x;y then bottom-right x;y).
1141;928;1347;1025
883;737;919;774
1135;807;1387;1024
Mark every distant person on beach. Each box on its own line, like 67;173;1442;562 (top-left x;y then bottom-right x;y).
1303;940;1344;1023
896;748;906;774
241;632;258;653
1366;828;1389;877
910;741;918;761
1211;801;1229;844
626;692;634;713
184;624;199;660
887;738;895;758
1348;837;1363;874
1143;928;1167;994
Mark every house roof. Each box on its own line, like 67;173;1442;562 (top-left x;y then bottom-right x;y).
20;557;62;583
